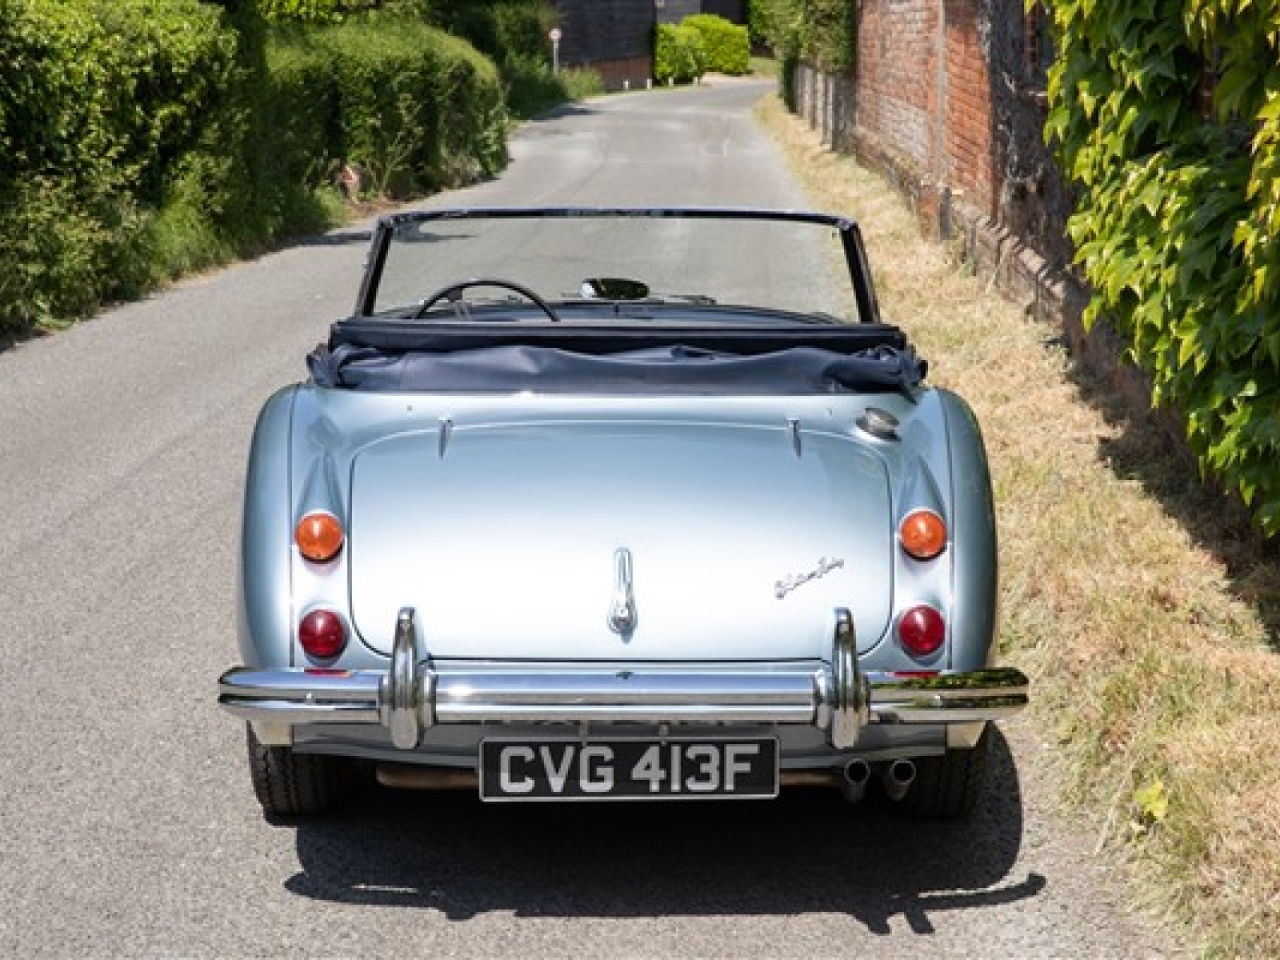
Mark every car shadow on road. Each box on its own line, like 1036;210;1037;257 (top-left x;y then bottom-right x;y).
285;228;374;249
282;727;1044;933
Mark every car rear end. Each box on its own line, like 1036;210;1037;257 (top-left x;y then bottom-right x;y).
217;209;1027;818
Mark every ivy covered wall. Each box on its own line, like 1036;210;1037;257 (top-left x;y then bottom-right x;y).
775;0;1280;534
1046;0;1280;533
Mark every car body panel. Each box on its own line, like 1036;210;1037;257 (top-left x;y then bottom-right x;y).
348;415;893;660
250;385;986;672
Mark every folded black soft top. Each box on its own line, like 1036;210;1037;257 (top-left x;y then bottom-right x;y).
327;317;908;356
312;315;925;395
308;341;928;395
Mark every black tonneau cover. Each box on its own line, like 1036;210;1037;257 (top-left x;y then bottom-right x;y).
310;319;926;395
327;318;908;356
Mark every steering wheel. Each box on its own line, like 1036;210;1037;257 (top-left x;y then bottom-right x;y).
412;277;560;321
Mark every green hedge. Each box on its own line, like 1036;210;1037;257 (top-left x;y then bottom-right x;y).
0;0;237;332
746;0;773;49
682;14;749;76
1046;0;1280;534
427;0;554;72
0;1;509;336
753;0;854;74
423;0;579;120
655;23;707;85
266;19;506;202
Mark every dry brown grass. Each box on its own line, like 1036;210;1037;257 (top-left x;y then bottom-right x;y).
755;95;1280;959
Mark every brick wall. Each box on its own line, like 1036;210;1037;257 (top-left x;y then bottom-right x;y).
589;56;656;91
854;0;938;184
942;0;995;219
792;0;1077;321
849;0;998;227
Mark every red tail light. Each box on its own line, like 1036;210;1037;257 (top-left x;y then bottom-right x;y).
898;605;946;657
299;609;346;658
899;509;947;560
296;512;344;563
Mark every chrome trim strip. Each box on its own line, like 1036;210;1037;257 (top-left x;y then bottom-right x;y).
435;669;820;724
434;670;817;705
607;547;637;636
221;698;381;724
440;704;814;724
437;417;453;458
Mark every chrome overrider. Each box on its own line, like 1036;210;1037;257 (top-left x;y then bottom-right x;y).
218;607;1029;750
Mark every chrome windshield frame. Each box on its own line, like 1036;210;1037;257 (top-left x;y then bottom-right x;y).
353;207;882;328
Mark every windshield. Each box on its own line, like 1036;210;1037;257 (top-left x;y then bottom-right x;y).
363;209;875;323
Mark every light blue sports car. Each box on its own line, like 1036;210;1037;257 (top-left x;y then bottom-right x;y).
218;208;1028;818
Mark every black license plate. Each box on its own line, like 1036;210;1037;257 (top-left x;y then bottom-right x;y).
479;737;779;802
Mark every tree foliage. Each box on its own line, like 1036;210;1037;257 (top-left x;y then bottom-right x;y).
752;0;854;73
244;0;387;21
1045;0;1280;534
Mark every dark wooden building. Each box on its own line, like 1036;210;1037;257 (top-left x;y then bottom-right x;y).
657;0;745;23
554;0;656;90
555;0;745;91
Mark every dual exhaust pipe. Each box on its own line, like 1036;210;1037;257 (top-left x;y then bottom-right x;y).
840;757;916;803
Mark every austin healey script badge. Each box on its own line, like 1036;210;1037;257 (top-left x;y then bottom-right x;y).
775;557;845;599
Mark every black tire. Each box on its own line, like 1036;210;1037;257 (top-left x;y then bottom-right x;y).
245;725;347;817
897;726;990;820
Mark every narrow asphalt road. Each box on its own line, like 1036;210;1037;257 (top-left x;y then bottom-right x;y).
0;80;1180;958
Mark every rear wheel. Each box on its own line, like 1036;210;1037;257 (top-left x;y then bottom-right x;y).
897;726;990;820
245;725;350;816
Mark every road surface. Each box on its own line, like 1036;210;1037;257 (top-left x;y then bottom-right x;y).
0;79;1179;958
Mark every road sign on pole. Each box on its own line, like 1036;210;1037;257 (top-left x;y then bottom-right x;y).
549;27;562;74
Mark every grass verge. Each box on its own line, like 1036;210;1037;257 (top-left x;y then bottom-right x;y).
755;93;1280;959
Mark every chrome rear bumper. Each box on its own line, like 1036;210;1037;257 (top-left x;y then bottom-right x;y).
219;607;1028;750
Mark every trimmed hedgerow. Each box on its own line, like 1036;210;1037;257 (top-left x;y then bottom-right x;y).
266;18;506;201
746;0;773;49
655;22;708;86
0;0;237;332
683;14;750;75
427;0;555;74
0;1;508;336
